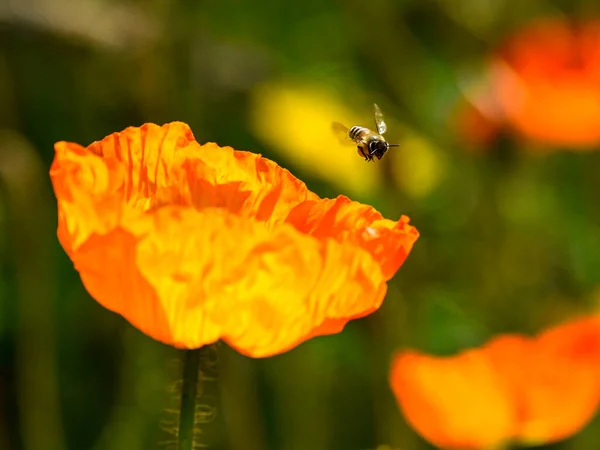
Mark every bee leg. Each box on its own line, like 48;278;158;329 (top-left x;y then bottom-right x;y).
358;146;369;161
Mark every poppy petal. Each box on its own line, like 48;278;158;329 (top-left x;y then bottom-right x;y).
515;316;600;445
491;18;600;147
390;317;600;449
285;196;418;280
389;348;516;450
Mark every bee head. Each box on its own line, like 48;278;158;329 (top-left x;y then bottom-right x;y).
368;140;388;159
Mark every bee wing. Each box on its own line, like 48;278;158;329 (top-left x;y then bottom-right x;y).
373;103;387;135
331;122;355;146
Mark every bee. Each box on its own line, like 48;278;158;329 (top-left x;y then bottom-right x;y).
332;103;400;162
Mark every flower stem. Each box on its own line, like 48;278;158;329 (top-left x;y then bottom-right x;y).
178;349;201;450
177;345;220;450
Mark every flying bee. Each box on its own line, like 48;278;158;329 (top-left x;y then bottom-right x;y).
332;103;400;162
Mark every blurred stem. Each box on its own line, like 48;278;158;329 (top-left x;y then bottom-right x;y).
477;132;521;323
92;327;170;450
219;347;268;450
178;350;201;450
0;131;65;450
177;345;221;450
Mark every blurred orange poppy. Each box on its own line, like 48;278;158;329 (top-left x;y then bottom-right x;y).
390;315;600;449
50;122;419;358
457;17;600;149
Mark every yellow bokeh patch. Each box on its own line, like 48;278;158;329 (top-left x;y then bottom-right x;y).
250;82;381;197
391;132;446;199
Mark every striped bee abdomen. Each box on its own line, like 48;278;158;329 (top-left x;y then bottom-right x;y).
349;125;369;141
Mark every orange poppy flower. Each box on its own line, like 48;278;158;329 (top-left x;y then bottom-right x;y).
389;315;600;449
457;17;600;149
50;122;419;358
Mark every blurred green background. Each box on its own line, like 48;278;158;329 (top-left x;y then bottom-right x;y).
2;0;600;449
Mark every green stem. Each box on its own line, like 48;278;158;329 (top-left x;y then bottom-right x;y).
0;132;65;450
177;345;221;450
178;350;201;450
